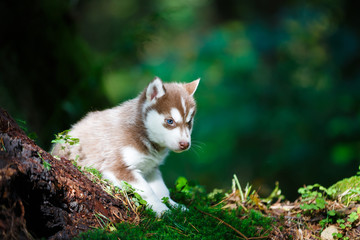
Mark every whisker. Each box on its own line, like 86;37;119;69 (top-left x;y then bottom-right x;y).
189;147;201;158
191;140;206;147
189;140;206;157
191;144;204;151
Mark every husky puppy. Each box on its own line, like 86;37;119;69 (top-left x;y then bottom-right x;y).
52;77;199;216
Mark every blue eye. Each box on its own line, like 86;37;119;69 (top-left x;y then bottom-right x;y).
166;119;174;125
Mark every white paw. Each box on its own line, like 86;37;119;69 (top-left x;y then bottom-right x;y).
169;199;188;211
150;202;169;217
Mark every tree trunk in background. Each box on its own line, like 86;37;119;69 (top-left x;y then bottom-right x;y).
0;108;137;240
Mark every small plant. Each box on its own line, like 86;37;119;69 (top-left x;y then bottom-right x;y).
332;232;349;240
161;196;170;204
71;155;82;171
93;212;116;232
262;181;284;204
219;175;283;211
37;151;51;171
300;196;327;211
83;166;103;181
298;184;336;200
319;210;336;228
329;208;360;239
0;137;6;152
232;174;253;204
175;176;189;192
15;118;38;141
347;210;359;223
172;176;207;206
119;181;147;207
298;184;335;212
337;219;351;230
51;130;79;154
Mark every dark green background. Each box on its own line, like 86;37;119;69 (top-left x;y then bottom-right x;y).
1;0;360;200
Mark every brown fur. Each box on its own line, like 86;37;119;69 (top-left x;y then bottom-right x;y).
148;83;196;122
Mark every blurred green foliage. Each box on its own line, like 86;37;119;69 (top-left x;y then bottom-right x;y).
1;0;360;199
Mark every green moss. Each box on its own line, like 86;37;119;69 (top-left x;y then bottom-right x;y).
76;178;273;239
77;206;272;240
329;176;360;203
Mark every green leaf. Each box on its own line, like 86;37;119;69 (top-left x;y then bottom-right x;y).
315;197;327;209
333;233;343;238
108;224;116;232
328;210;336;216
43;161;52;171
51;138;65;144
337;219;345;224
175;176;188;192
133;192;147;205
348;211;358;223
161;197;169;204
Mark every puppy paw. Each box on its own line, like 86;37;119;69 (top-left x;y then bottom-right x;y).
150;202;170;217
168;199;188;211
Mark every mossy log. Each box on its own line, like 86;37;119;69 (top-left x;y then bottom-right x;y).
0;108;136;239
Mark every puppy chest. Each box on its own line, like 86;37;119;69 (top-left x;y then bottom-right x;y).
121;146;165;175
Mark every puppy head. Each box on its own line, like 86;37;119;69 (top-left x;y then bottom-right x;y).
143;77;199;152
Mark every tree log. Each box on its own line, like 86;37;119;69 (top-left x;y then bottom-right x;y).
0;108;137;239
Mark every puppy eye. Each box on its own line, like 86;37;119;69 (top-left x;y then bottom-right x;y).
165;118;174;125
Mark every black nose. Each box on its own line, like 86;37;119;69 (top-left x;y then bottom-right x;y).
179;141;190;150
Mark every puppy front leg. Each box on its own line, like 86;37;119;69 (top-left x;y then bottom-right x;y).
128;171;170;216
146;168;183;209
102;170;169;216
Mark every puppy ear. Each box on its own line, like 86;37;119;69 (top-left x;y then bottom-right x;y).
146;77;166;102
184;78;200;96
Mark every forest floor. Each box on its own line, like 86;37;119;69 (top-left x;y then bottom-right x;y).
76;170;360;240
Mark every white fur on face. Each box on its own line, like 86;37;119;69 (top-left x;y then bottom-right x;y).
170;108;182;123
181;97;186;114
186;107;195;123
145;110;190;152
184;126;190;137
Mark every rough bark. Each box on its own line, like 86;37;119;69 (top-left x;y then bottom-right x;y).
0;108;137;239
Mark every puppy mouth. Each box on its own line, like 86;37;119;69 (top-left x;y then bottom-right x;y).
167;142;191;153
173;147;190;153
173;149;185;153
